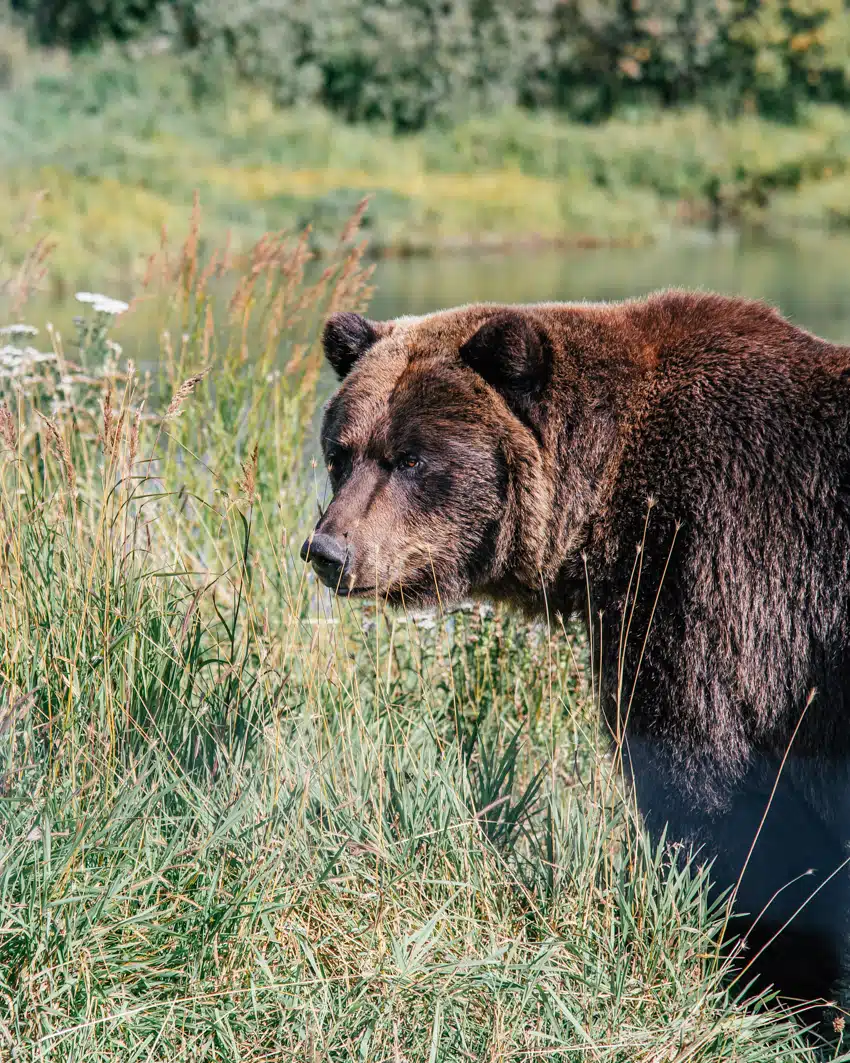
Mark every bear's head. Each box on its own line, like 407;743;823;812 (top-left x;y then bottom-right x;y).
299;307;557;607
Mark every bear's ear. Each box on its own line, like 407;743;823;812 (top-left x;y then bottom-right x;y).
322;312;389;379
459;311;551;408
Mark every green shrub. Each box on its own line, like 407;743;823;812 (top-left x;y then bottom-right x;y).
10;0;162;48
177;0;555;129
10;0;850;129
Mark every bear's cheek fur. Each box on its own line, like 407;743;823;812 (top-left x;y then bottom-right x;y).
319;448;507;600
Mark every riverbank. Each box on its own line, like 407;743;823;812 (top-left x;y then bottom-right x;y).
5;49;850;291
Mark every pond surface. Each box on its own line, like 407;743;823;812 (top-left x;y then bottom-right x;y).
370;231;850;343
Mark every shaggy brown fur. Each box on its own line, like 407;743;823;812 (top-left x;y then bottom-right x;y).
301;291;850;1009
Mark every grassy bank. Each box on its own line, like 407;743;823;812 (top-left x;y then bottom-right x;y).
0;212;844;1060
6;44;850;290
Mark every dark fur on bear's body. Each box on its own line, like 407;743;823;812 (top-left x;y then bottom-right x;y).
302;291;850;1006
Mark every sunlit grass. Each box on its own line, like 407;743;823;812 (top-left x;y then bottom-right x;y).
0;161;655;292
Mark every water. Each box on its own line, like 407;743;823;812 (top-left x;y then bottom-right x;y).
18;231;850;359
369;231;850;342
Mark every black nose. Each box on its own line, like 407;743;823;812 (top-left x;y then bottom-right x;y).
300;532;349;589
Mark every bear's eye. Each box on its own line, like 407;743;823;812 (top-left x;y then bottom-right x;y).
396;454;421;472
326;444;352;485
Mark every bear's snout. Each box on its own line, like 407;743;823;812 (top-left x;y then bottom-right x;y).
300;531;352;592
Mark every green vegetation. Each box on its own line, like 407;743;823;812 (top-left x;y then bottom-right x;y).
6;39;850;290
10;0;850;126
7;1;850;288
0;211;845;1061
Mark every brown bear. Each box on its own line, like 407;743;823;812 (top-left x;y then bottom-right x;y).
300;291;850;1010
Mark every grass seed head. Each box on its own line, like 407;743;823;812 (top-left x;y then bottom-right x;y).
0;402;17;450
128;401;143;471
38;412;76;495
239;441;260;504
165;367;211;420
100;384;125;459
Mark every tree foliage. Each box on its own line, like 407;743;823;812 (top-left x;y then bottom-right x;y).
10;0;850;127
11;0;160;48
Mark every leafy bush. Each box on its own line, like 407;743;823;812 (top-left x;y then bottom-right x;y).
10;0;162;48
10;0;850;128
178;0;555;129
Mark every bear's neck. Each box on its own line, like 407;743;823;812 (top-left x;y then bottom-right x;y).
496;320;653;618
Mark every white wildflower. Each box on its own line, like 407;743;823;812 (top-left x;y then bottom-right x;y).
93;296;129;316
75;291;130;316
0;324;38;337
106;340;123;355
22;348;55;363
405;609;437;630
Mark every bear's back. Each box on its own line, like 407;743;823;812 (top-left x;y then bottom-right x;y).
593;292;850;770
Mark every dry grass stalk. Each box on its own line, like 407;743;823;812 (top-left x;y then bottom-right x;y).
100;385;126;459
327;241;375;316
261;229;315;354
238;442;259;505
179;191;202;299
0;403;18;451
283;227;312;296
266;289;287;351
1;194;56;314
165;367;211;420
339;196;371;246
228;229;315;329
228;233;275;323
101;386;114;448
197;240;229;295
38;412;76;496
128;402;143;471
201;303;214;364
143;202;233;299
161;329;175;368
284;343;308;377
141;222;172;291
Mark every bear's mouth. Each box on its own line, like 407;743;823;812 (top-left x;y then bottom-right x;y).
322;580;433;606
313;562;442;606
335;585;378;598
312;573;387;598
312;572;375;597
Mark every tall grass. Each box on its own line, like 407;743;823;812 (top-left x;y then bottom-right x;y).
0;208;842;1060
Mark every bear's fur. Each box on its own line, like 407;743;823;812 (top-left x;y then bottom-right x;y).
302;291;850;1007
